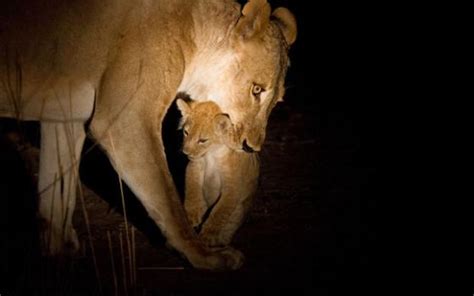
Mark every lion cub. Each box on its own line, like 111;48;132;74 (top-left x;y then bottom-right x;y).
176;98;259;247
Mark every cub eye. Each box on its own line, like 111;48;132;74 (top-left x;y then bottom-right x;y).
183;129;189;136
198;138;208;144
252;84;264;97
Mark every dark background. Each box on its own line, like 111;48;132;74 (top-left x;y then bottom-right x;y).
1;1;378;295
266;0;378;293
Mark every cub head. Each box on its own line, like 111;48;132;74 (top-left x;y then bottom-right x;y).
180;0;297;153
176;98;239;160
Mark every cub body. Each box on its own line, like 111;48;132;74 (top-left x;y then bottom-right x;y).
177;99;259;246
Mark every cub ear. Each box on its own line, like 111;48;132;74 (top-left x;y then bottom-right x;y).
214;113;232;136
234;0;271;40
176;98;191;117
272;7;297;46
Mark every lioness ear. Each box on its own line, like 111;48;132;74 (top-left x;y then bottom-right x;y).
214;114;232;136
235;0;271;40
176;98;191;117
272;7;297;46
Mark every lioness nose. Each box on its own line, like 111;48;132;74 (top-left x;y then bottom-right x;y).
242;139;255;153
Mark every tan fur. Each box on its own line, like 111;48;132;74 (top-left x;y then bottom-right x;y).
177;99;259;247
0;0;296;270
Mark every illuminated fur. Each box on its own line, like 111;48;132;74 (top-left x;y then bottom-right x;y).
0;0;296;270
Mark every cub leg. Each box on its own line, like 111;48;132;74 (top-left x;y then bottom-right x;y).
184;162;208;229
38;121;85;255
213;194;254;246
200;155;259;247
199;189;254;247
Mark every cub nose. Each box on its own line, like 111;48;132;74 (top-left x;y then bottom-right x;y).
242;139;255;153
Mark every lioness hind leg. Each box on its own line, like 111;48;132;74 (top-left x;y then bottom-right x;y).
38;122;85;255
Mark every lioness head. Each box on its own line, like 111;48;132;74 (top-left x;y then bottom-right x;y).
179;0;297;153
176;98;238;160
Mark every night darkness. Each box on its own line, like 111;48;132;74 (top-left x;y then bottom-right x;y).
1;1;377;295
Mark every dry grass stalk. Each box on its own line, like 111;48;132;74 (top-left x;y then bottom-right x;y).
107;231;119;296
132;226;137;285
78;183;103;294
109;133;134;288
119;230;129;296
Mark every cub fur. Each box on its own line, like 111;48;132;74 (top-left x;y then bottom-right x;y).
177;99;259;247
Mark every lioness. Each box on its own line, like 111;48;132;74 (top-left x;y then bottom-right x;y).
0;0;296;270
176;99;259;247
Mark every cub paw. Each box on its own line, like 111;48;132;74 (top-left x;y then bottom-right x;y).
186;211;204;230
187;243;245;270
215;246;245;270
201;237;223;248
200;231;231;248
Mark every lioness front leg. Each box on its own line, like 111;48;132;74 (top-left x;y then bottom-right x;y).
38;122;85;255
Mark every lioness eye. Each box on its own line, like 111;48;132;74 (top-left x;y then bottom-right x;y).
198;138;208;144
183;129;189;136
252;84;264;97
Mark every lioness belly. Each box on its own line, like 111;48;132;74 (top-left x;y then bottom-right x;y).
0;79;95;121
